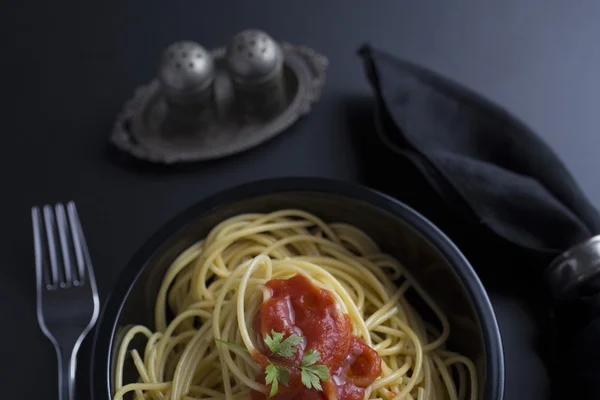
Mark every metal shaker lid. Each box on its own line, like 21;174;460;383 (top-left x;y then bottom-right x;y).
547;235;600;299
225;30;283;85
158;41;215;103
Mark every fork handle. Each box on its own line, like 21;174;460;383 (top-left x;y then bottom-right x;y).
56;345;77;400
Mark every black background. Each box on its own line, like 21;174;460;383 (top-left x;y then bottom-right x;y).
3;1;600;398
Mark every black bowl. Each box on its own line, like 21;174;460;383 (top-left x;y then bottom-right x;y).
91;177;504;399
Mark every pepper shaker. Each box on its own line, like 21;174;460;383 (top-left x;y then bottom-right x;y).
158;41;216;126
225;30;287;120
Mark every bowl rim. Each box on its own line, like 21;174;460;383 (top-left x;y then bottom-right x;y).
91;176;505;400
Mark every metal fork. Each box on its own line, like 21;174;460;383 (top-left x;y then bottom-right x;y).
32;202;100;400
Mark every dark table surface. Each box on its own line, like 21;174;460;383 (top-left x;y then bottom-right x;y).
4;1;600;398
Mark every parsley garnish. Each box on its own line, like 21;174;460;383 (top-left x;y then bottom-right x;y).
265;364;290;397
264;330;304;357
300;349;331;392
215;331;331;397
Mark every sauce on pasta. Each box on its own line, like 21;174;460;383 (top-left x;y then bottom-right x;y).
252;274;382;400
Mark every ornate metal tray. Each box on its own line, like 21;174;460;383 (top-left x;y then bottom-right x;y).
110;41;327;164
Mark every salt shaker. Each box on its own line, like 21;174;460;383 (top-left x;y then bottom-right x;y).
225;30;287;120
158;41;216;125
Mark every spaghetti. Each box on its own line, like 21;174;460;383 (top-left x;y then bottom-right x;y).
114;210;478;400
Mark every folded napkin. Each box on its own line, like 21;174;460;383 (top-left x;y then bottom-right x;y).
357;44;600;400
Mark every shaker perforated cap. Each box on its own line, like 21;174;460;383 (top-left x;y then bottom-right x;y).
225;30;283;85
158;41;215;102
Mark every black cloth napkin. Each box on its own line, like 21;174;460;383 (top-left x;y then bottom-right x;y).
356;44;600;399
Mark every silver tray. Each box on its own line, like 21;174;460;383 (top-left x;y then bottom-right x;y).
110;43;327;164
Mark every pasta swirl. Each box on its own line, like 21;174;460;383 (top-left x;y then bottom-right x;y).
114;210;477;400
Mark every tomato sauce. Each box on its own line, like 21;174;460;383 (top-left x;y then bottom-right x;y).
250;274;382;400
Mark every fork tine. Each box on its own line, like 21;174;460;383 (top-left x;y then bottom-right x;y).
32;207;49;289
42;205;61;289
55;203;74;288
67;202;88;285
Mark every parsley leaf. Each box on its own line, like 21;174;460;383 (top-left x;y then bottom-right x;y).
301;367;323;391
301;349;320;367
265;364;279;397
264;330;303;357
307;364;331;381
277;333;303;357
265;364;289;397
264;330;284;353
300;349;330;392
